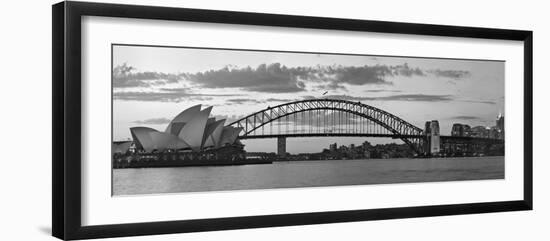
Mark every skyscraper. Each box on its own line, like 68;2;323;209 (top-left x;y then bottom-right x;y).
496;113;504;139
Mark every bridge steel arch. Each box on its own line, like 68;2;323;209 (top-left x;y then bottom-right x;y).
228;99;425;154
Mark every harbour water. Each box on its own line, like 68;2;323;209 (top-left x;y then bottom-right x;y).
113;156;504;195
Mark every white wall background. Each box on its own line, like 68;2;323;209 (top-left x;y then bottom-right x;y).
0;0;547;240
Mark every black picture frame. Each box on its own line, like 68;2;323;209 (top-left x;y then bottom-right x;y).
52;1;533;240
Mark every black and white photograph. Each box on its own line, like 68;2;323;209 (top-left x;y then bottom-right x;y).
111;44;505;195
0;0;544;240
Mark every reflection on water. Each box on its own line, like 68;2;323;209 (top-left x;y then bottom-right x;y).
113;156;504;195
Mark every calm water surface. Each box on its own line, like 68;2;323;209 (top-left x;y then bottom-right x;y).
113;156;504;195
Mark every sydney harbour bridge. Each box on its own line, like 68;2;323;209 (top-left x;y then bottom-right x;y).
228;99;503;157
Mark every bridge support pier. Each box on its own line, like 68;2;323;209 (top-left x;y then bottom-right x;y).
277;137;286;158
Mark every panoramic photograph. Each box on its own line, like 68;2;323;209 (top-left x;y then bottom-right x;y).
111;44;505;195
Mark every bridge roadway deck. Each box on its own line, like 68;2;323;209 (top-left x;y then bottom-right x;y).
238;133;424;139
238;134;503;143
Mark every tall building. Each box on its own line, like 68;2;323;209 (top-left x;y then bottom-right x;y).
489;127;500;139
424;121;431;154
451;123;472;137
496;113;505;139
463;124;471;137
424;121;432;135
329;142;337;152
496;113;504;130
424;120;440;155
451;123;463;137
430;120;440;154
470;126;490;138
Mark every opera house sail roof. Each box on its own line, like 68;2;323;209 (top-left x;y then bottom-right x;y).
164;104;201;135
177;106;212;151
202;119;226;148
124;105;243;153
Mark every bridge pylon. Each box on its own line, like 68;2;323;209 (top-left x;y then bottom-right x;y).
277;137;286;158
424;120;441;156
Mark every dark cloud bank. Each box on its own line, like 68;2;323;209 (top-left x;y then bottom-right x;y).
113;63;471;95
184;63;426;93
133;117;171;125
226;97;298;105
113;63;182;88
114;88;238;102
429;69;471;79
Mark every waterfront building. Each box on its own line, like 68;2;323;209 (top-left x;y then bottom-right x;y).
470;126;490;138
112;141;133;154
329;142;337;152
424;120;440;155
489;126;500;139
453;114;504;140
451;123;472;137
432;121;441;153
463;124;471;137
121;105;243;154
451;123;463;137
362;141;371;149
496;113;505;139
339;145;349;152
363;150;371;159
496;113;504;130
165;104;201;135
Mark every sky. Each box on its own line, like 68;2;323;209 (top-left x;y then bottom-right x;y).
112;44;504;153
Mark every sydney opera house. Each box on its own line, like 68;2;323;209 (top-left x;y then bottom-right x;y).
130;104;243;153
112;105;249;168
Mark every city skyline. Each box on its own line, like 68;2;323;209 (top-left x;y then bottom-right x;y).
112;44;505;153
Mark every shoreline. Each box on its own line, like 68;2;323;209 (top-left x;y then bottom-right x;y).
113;155;504;169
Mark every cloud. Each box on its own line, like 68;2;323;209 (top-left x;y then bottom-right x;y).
317;94;375;101
321;64;424;85
185;63;428;93
391;63;425;77
365;89;402;93
315;83;348;91
329;65;394;85
225;98;298;105
133;117;171;125
113;89;237;102
113;63;182;88
226;98;265;105
113;63;471;94
462;100;496;105
186;63;306;93
309;63;425;90
429;69;471;79
450;116;482;120
319;94;453;102
266;98;298;102
158;88;188;92
377;94;453;102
